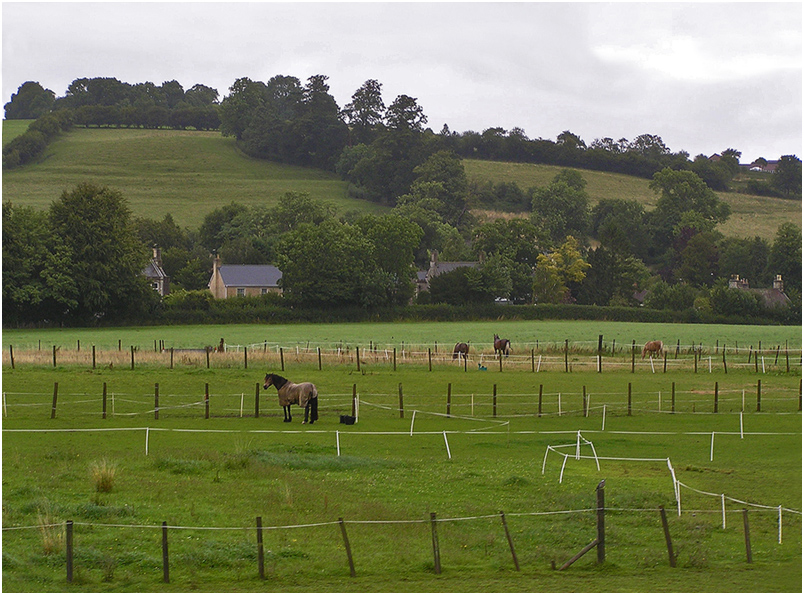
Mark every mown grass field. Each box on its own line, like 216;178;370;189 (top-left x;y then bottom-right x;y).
2;356;800;592
2;124;799;239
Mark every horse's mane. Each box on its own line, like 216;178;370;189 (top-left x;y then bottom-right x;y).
267;373;288;389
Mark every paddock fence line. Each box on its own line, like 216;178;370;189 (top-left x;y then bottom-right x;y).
3;378;801;421
4;338;801;374
3;493;800;584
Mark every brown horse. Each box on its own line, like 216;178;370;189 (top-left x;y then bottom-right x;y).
453;342;469;360
263;372;319;423
641;340;664;359
494;334;511;357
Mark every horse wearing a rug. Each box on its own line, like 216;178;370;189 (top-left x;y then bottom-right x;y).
641;340;664;359
494;334;511;357
453;342;469;360
263;373;318;424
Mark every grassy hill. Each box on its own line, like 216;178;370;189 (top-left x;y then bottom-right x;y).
464;159;801;241
2;124;799;239
1;126;385;228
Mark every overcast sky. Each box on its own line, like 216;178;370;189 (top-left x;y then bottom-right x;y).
2;2;801;163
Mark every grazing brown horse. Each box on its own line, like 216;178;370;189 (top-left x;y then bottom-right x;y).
263;372;319;423
494;334;511;357
453;342;469;360
642;340;664;359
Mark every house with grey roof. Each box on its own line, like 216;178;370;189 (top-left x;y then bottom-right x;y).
208;256;282;299
143;246;170;296
415;250;479;294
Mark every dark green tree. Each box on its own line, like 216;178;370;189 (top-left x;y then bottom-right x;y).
772;155;802;198
2;203;78;323
767;222;802;292
342;79;385;145
49;183;158;322
530;170;591;244
4;81;55;119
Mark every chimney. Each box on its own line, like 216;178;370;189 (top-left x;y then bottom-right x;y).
729;274;739;289
773;275;784;293
152;245;162;267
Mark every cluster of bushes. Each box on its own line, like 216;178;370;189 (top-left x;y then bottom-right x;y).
2;109;73;168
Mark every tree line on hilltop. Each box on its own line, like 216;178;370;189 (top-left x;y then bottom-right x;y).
4;76;803;200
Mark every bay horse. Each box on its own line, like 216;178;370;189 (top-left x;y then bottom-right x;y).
641;340;664;359
493;334;511;357
263;372;319;424
452;342;469;360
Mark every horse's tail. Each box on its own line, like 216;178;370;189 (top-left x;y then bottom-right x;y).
310;387;319;422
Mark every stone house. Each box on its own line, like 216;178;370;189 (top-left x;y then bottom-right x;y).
208;255;282;299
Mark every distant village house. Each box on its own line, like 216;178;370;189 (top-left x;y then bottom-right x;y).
208;255;282;299
416;250;479;294
729;274;790;309
143;246;170;296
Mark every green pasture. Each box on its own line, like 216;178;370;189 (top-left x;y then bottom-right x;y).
3;319;800;353
464;159;801;241
2;361;801;592
1;127;385;229
2;118;31;146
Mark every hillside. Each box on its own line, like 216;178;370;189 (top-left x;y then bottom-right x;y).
464;159;801;241
2;125;799;239
1;127;385;228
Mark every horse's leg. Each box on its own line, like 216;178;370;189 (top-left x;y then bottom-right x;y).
303;402;309;424
311;397;318;423
284;405;292;422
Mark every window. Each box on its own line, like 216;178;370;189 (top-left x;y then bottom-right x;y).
236;288;245;297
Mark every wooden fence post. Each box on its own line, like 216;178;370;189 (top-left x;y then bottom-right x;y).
254;383;260;418
428;348;432;372
564;339;569;373
9;345;14;369
53;345;57;368
663;351;667;373
352;384;357;417
339;518;356;577
256;516;265;579
446;383;451;417
356;346;361;372
714;382;718;413
162;521;169;583
659;506;676;567
583;385;588;417
205;383;210;419
170;347;174;370
500;511;520;571
318;347;322;371
398;383;404;419
51;382;58;419
493;384;497;418
756;379;761;412
722;348;727;374
671;382;675;414
244;346;248;370
393;347;397;371
130;345;135;370
205;346;210;369
430;512;441;574
280;347;285;371
538;384;543;417
631;340;635;373
92;345;96;369
627;383;632;416
66;520;74;582
596;482;605;564
742;509;753;563
154;383;159;420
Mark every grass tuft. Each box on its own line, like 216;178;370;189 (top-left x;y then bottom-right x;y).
90;458;117;493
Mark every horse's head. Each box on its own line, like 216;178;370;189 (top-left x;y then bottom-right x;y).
264;372;287;390
263;373;276;389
